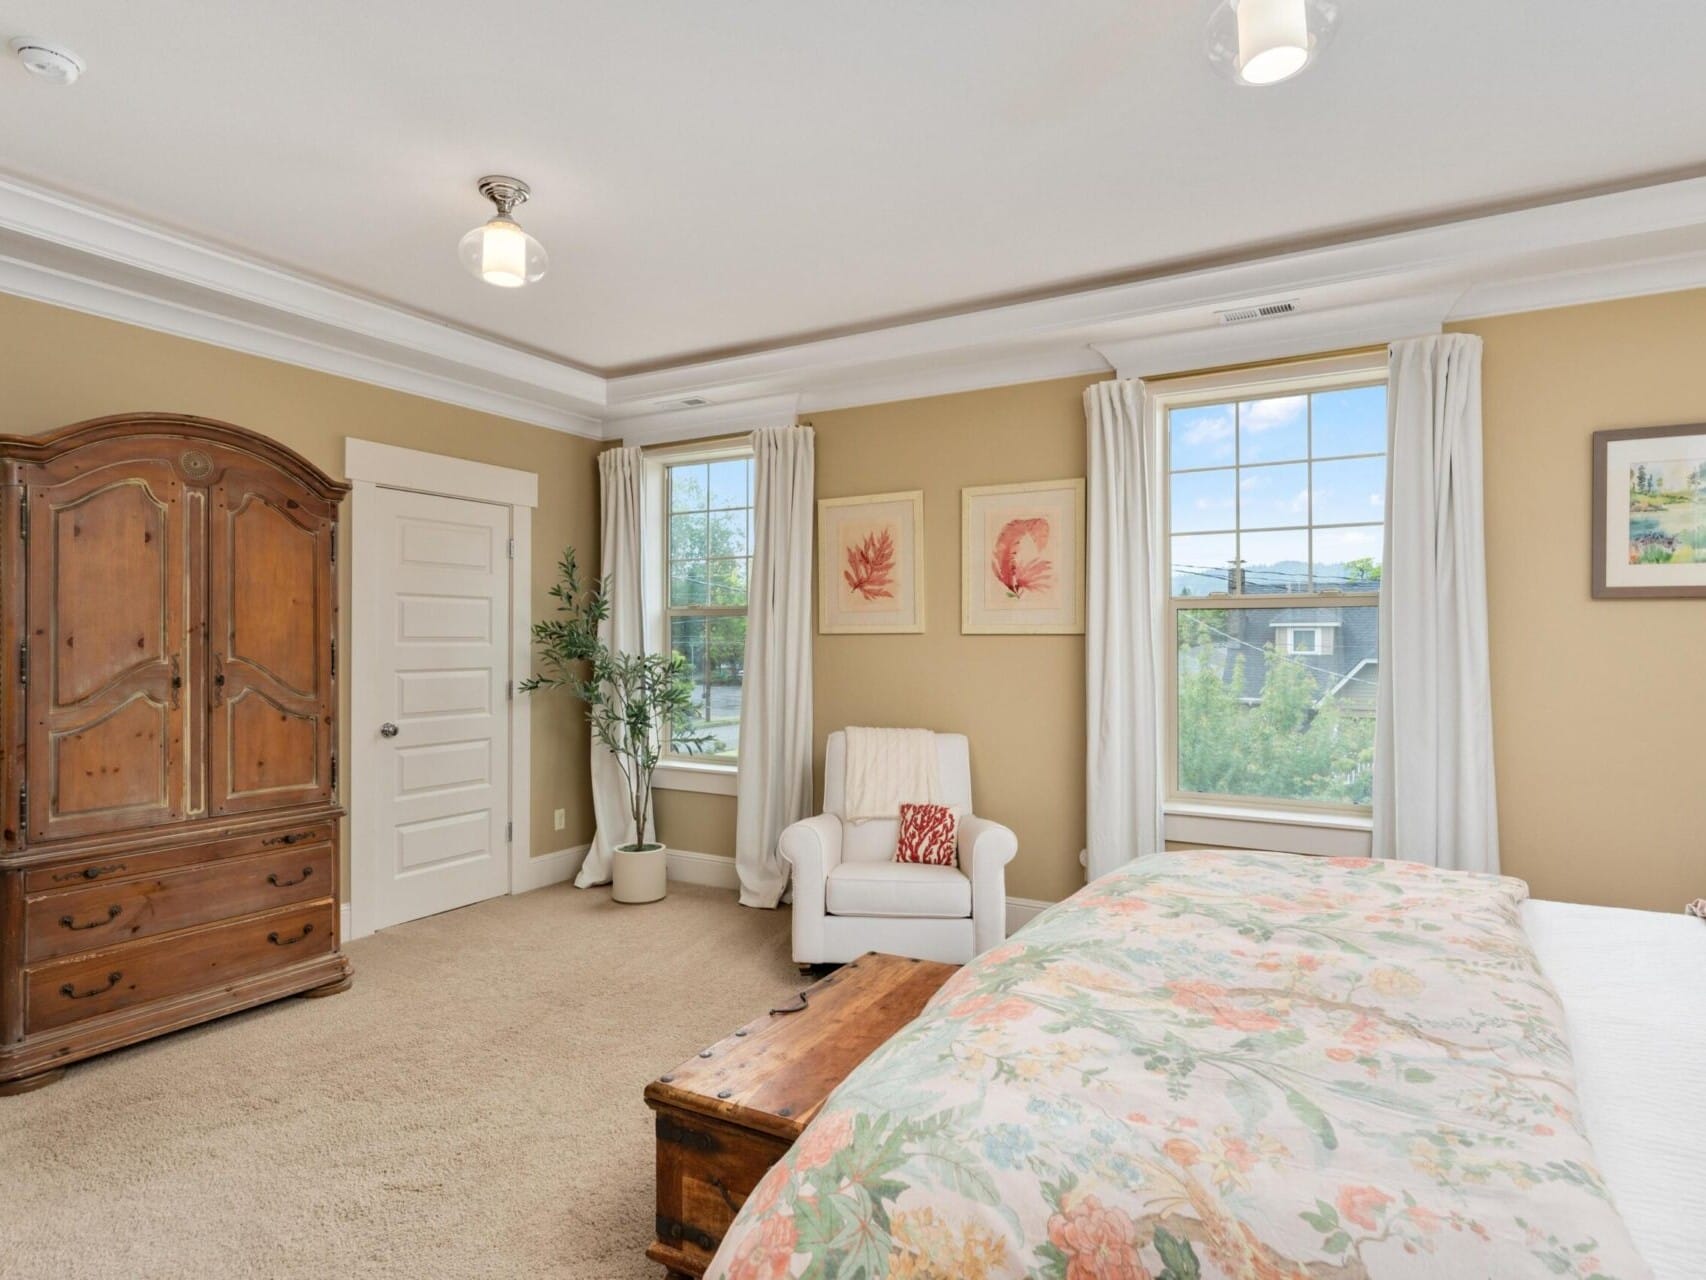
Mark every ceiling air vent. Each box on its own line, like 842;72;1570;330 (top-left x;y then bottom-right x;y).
676;396;711;408
1216;299;1299;325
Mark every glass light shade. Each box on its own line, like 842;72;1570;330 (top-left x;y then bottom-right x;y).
1237;0;1308;84
1205;0;1339;87
459;216;548;287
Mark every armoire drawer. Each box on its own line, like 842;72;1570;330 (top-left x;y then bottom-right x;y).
25;899;337;1034
22;820;338;894
23;844;334;963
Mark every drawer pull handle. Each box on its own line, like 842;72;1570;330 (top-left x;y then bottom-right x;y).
267;866;314;888
267;924;315;947
59;905;122;931
52;863;127;883
60;972;122;1000
263;832;314;847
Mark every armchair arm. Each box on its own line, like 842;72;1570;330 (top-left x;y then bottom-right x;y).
958;815;1018;955
779;814;843;963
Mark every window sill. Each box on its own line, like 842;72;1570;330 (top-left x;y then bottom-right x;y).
653;759;739;797
1164;802;1372;858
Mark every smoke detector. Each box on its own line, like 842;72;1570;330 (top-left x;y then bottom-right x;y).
10;38;85;85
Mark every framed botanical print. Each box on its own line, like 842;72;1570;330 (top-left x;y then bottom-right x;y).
1593;424;1706;599
961;478;1085;634
818;490;925;633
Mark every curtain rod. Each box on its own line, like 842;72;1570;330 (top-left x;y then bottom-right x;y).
1143;342;1389;386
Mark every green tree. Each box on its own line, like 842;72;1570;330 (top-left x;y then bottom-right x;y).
1177;641;1375;806
1343;557;1381;584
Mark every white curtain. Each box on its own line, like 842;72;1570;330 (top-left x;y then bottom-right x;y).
1374;334;1499;873
735;426;816;908
1084;379;1165;882
576;446;651;888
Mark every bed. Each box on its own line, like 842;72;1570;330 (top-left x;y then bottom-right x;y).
706;849;1699;1280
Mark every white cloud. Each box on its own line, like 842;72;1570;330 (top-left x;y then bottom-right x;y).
1239;396;1306;433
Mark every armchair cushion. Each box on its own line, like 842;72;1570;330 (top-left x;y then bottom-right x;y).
825;862;972;919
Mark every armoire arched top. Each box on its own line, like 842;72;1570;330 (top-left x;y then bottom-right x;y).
0;412;349;504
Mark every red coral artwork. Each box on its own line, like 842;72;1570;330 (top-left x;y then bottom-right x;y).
843;527;897;601
991;516;1055;598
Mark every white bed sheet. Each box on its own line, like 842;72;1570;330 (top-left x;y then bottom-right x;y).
1524;899;1706;1280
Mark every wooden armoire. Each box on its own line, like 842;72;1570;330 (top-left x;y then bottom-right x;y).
0;414;350;1094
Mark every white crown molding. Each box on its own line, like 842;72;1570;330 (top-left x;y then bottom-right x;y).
799;345;1112;415
0;176;607;436
610;392;801;445
4;174;1706;440
1093;294;1455;381
1447;243;1706;322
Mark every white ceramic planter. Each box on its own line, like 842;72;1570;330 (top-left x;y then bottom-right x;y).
611;843;668;904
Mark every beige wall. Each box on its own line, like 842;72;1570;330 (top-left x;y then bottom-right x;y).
658;375;1099;903
0;292;602;876
663;291;1706;914
1455;290;1706;911
16;284;1702;913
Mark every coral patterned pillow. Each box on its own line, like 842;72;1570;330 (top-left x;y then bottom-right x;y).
895;803;958;866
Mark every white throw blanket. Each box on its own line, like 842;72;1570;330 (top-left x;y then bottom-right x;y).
841;726;939;822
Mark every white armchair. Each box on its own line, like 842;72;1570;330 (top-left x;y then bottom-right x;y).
780;731;1017;966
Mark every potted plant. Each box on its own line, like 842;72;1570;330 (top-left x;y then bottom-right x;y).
521;548;712;902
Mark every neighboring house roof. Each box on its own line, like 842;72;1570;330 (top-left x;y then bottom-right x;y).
1222;604;1378;710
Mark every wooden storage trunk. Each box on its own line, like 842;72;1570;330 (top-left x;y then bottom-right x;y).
643;952;956;1277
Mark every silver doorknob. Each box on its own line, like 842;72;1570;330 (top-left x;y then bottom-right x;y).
379;722;399;738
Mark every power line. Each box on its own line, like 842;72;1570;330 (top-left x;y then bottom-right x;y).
1179;616;1378;694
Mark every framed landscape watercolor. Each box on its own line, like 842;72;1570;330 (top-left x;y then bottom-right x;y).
1593;424;1706;599
818;490;925;633
961;478;1085;634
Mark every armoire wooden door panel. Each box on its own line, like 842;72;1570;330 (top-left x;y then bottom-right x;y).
207;470;334;816
25;464;190;842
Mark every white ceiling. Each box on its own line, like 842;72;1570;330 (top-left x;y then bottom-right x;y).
1;2;1703;375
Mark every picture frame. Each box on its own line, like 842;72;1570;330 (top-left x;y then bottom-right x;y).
1592;424;1706;599
961;478;1086;634
817;490;926;634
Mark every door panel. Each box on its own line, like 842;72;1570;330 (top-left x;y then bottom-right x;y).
366;488;510;931
26;466;189;841
208;471;334;816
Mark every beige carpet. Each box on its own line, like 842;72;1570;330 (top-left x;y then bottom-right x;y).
1;881;801;1280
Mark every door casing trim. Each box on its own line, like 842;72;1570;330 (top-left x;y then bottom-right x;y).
345;439;535;938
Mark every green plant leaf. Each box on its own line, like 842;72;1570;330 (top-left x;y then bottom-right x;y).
1285;1089;1338;1150
1153;1226;1201;1280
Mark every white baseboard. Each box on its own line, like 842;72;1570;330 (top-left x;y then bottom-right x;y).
513;843;592;892
665;847;741;890
1006;896;1054;936
340;847;1057;941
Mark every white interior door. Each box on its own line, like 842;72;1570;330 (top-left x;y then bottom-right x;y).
365;486;512;931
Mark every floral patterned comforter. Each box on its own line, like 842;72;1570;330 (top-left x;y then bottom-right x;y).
707;850;1650;1280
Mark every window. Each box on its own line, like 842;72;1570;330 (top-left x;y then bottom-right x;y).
664;453;753;761
1166;370;1386;812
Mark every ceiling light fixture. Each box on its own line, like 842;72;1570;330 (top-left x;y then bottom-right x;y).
1205;0;1339;87
459;176;548;288
9;37;85;85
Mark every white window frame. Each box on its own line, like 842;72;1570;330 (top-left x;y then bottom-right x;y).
1154;352;1387;854
642;440;753;796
